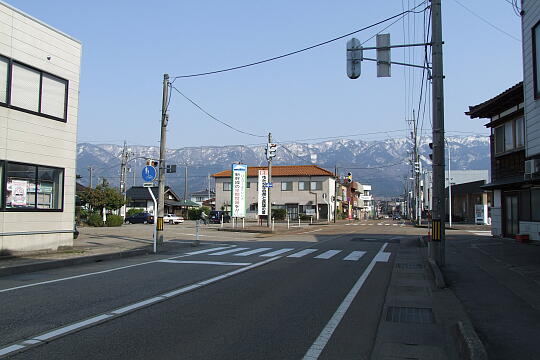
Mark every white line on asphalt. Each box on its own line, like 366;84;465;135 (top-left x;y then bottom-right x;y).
299;229;323;234
0;256;283;358
234;248;272;256
259;248;295;257
158;260;251;266
314;250;342;259
0;245;236;294
303;243;390;360
185;246;234;255
287;249;318;258
209;247;249;256
343;251;366;261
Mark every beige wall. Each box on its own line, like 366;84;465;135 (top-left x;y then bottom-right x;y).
0;3;81;251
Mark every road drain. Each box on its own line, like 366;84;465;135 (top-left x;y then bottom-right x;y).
396;263;424;270
385;306;435;324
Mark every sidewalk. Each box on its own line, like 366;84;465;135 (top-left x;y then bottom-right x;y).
443;235;540;360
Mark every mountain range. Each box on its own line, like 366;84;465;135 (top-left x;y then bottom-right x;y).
76;135;490;197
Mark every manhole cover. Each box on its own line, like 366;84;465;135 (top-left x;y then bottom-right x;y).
385;306;435;324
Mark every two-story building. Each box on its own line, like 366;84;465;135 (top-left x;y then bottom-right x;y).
212;165;336;221
0;2;81;251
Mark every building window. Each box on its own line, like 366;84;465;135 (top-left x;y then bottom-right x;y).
3;161;63;211
494;118;524;155
281;181;293;191
310;181;322;191
0;55;68;122
534;21;540;98
223;182;231;191
516;117;525;148
298;181;309;191
504;121;514;151
495;125;504;154
249;203;257;212
246;182;250;188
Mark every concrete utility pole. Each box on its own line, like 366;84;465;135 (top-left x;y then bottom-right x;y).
157;73;169;246
267;132;272;227
334;165;338;223
119;141;131;218
184;166;188;200
87;166;94;188
430;0;446;266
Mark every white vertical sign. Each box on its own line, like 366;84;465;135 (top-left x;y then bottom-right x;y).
258;169;268;216
231;164;247;218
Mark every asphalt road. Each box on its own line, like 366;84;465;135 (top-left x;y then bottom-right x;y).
0;220;420;359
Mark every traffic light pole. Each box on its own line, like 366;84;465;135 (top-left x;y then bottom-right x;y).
267;132;272;227
157;73;169;246
430;0;446;266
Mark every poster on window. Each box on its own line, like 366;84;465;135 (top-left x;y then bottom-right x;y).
231;164;247;218
11;180;28;206
258;169;268;216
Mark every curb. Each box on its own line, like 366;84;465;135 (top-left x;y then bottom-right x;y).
453;321;488;360
427;257;447;289
0;248;149;278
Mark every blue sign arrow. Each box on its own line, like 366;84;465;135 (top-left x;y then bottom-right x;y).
142;165;157;182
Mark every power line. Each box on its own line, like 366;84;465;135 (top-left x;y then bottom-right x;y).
171;86;266;138
171;2;428;79
452;0;520;42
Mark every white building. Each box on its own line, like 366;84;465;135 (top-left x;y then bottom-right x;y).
0;2;81;251
212;165;336;221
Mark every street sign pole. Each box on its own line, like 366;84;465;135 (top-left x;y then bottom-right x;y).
157;74;169;247
148;186;157;253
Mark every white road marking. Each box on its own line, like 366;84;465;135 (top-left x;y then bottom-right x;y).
158;260;251;266
303;243;390;360
343;251;366;261
234;248;272;256
299;229;323;234
209;247;249;255
314;250;342;259
185;246;234;255
260;248;295;257
287;249;318;258
0;256;283;358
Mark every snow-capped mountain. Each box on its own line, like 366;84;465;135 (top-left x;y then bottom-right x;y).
76;135;490;197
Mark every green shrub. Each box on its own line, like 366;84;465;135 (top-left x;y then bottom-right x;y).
272;208;286;220
187;206;210;220
106;214;124;227
299;214;312;221
127;208;144;217
87;212;104;227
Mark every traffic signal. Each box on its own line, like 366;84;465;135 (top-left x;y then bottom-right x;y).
346;172;353;183
266;143;277;160
428;143;433;160
146;159;158;167
414;162;420;173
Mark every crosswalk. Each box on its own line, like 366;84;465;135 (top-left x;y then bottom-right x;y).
184;246;371;262
345;222;404;227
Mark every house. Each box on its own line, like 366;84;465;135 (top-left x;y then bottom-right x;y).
447;180;491;224
126;186;199;216
190;189;215;206
212;165;336;220
467;82;524;237
0;3;82;251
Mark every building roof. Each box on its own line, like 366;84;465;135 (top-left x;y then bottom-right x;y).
212;165;335;178
466;82;523;119
446;180;486;196
191;189;216;197
126;186;180;201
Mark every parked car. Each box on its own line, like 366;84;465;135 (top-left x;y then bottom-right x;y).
125;212;154;224
164;213;184;224
392;213;401;220
209;210;230;224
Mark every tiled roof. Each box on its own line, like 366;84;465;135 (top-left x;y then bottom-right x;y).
126;186;179;201
212;165;335;178
466;82;523;119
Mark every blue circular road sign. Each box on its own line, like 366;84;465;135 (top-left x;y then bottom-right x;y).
142;165;157;182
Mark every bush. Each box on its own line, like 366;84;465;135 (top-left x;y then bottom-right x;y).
299;214;312;221
187;206;210;220
106;214;124;227
87;212;104;227
272;208;286;220
127;208;144;217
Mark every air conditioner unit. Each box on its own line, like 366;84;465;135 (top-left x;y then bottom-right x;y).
525;159;540;175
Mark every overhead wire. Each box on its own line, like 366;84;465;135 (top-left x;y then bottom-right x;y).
171;2;428;80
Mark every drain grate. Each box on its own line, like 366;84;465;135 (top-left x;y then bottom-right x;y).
396;263;424;270
386;306;435;324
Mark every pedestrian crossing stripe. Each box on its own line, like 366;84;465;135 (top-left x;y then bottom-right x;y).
182;247;373;262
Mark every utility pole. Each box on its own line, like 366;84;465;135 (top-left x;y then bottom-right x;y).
119;141;130;218
87;166;94;188
184;167;188;200
334;165;338;223
267;132;272;227
430;0;446;266
207;174;211;203
157;73;169;246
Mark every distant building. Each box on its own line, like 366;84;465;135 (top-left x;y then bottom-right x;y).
126;186;199;215
212;165;336;221
0;3;82;251
190;189;215;206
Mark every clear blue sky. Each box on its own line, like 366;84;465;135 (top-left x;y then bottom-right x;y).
8;0;523;148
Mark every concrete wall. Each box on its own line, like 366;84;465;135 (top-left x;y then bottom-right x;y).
519;221;540;241
491;189;502;236
215;175;335;220
0;3;81;251
523;0;540;157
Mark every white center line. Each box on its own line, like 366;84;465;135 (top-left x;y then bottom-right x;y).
287;249;318;258
343;251;366;261
303;243;389;360
260;248;295;257
234;248;272;256
314;250;342;259
209;247;249;256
